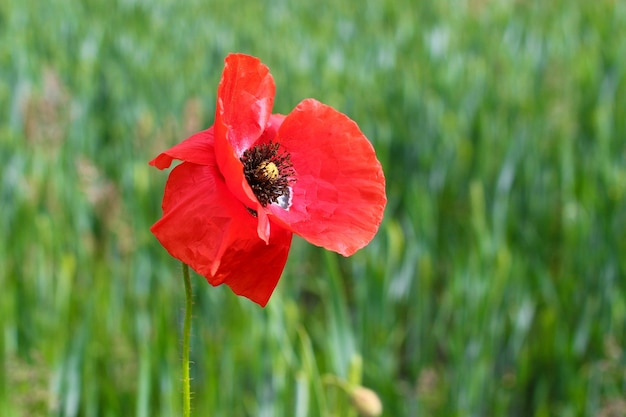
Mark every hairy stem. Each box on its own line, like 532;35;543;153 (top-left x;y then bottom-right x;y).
182;262;192;417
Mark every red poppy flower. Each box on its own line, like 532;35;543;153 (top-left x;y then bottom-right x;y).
150;53;386;306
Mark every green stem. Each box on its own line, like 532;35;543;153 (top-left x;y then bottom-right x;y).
182;262;192;417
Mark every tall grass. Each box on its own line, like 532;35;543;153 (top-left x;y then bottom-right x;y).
1;0;625;416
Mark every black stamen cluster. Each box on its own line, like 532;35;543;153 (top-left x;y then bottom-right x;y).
240;142;295;207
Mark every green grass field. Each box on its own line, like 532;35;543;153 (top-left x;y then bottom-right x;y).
2;0;625;416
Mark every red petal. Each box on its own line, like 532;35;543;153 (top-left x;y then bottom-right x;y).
215;53;275;155
149;128;215;169
211;219;292;307
257;113;286;144
267;99;386;256
151;161;292;306
213;54;277;219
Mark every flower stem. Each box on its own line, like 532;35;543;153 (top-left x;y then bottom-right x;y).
181;262;192;417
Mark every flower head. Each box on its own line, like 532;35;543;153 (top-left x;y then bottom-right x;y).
150;53;386;306
350;386;383;417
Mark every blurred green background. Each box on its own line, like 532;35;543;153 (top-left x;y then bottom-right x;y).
2;0;625;416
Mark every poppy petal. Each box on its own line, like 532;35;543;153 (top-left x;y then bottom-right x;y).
151;161;292;306
152;161;241;276
213;53;277;216
257;113;286;144
267;99;386;256
215;53;275;155
149;128;215;169
210;218;292;307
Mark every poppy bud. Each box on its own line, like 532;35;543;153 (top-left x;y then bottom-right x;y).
350;386;383;417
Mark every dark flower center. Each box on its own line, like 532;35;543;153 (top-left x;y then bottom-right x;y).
240;142;295;209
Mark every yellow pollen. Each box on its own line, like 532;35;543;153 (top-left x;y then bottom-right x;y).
256;161;279;181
